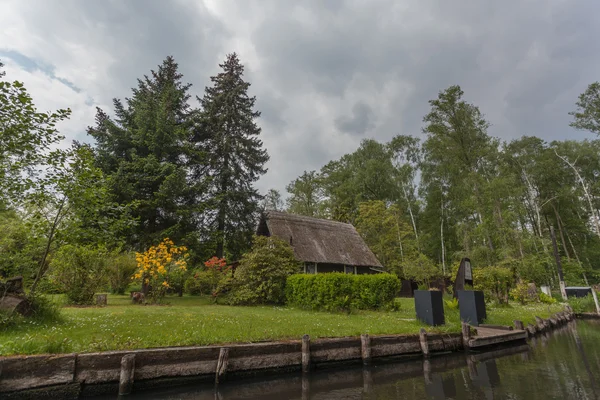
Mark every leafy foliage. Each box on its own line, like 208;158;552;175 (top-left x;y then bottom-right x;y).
570;82;600;135
228;236;300;305
286;273;401;312
355;200;414;276
509;282;533;305
133;238;189;304
286;171;327;217
0;210;43;282
403;253;440;287
539;292;557;304
27;145;129;293
282;83;600;292
49;245;109;305
203;256;231;294
474;266;514;304
262;189;284;211
107;252;137;295
444;297;459;310
0;74;69;203
184;271;214;295
568;294;598;313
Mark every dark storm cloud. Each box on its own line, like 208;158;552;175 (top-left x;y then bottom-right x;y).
4;0;600;195
250;0;600;143
335;102;375;136
4;0;229;105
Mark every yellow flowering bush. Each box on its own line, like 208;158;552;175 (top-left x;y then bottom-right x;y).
134;238;189;303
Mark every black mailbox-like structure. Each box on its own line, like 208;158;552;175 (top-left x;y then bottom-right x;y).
415;290;445;326
565;287;592;298
457;290;486;326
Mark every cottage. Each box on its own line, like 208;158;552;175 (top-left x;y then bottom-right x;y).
257;211;384;274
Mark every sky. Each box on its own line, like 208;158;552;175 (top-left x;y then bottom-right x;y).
1;0;599;196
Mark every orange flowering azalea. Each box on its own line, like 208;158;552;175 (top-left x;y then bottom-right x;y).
133;238;190;303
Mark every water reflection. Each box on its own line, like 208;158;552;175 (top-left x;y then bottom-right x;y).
109;321;600;400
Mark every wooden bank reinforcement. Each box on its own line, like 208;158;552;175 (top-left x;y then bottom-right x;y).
0;306;590;398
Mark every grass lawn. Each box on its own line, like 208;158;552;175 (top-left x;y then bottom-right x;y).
0;295;565;356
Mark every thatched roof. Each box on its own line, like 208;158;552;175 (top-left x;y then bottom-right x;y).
258;211;383;268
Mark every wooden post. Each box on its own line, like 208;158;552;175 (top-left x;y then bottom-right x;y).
461;322;471;351
535;316;545;332
550;226;568;300
302;334;310;373
419;328;429;358
96;294;107;306
466;355;477;380
422;359;432;384
362;368;373;393
513;320;524;331
215;347;229;385
360;334;371;365
591;288;600;315
301;373;310;400
118;354;135;396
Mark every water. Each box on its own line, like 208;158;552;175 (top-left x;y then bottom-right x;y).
113;321;600;399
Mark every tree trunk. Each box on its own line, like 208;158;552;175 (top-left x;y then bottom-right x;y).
30;197;67;294
551;203;570;261
550;226;567;300
565;228;589;286
401;184;420;250
555;149;600;240
393;214;405;263
216;154;229;259
440;185;446;275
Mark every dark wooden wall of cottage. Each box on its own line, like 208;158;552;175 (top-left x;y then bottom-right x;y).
302;263;378;275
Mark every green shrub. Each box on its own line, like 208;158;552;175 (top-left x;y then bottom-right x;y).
474;266;514;304
539;292;557;304
386;298;403;311
403;253;440;287
444;297;459;310
107;252;137;295
569;294;597;313
184;271;213;295
228;236;301;305
510;281;534;305
49;244;109;305
27;293;63;323
286;273;401;312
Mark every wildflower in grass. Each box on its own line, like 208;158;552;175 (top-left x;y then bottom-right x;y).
133;238;189;303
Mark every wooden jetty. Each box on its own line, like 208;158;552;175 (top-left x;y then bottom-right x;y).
468;324;527;348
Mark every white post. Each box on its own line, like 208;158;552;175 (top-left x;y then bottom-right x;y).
591;288;600;315
559;281;567;301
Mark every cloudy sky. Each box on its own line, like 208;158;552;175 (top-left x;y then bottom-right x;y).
1;0;598;195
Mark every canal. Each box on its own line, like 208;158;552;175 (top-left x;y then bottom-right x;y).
97;320;600;399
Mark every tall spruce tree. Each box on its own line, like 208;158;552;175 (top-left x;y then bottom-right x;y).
88;56;203;251
196;53;269;259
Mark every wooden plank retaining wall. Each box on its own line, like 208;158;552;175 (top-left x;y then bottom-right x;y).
0;307;589;398
0;333;460;396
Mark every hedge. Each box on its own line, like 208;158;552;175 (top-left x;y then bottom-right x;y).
286;273;400;311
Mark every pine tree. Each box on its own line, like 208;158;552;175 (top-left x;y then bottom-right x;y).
196;53;269;259
88;56;204;251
